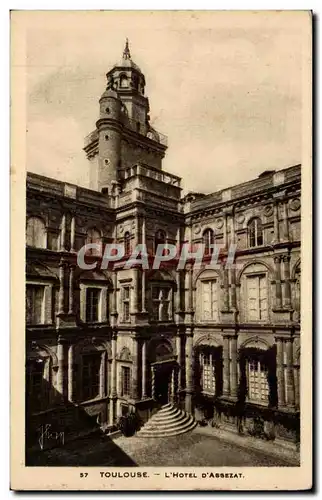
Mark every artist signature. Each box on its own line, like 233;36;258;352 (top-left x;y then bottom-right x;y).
38;424;65;451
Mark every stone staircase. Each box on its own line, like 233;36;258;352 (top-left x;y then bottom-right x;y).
137;403;197;438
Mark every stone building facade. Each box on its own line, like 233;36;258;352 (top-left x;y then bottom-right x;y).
26;42;301;451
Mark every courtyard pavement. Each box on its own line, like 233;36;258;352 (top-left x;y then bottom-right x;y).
27;429;296;467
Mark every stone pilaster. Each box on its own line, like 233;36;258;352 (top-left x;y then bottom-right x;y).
131;337;139;400
151;366;156;400
57;339;67;400
229;267;237;310
276;337;286;408
100;351;107;397
185;331;193;413
68;264;75;315
222;269;230;311
223;335;230;396
282;255;292;308
67;344;75;402
111;270;118;327
176;333;182;390
142;340;147;399
274;256;283;309
229;336;238;398
60;214;66;251
58;259;66;315
285;339;295;407
70;215;75;252
175;270;182;313
282;201;289;241
273;201;280;243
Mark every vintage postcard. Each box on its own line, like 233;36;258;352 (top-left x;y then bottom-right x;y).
11;10;312;491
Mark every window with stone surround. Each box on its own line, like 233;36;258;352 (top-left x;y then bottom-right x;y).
199;352;216;394
245;274;268;321
151;285;172;321
85;287;101;323
86;227;102;256
201;279;219;321
202;228;215;255
246;358;269;404
82;352;102;401
248;218;263;247
124;231;131;255
121;366;131;397
154;229;166;254
122;286;131;322
26;216;46;249
26;285;45;324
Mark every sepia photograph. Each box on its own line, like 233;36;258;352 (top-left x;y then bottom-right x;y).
10;10;312;490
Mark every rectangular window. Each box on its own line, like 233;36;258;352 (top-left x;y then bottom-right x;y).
200;352;216;394
82;353;101;401
121;366;131;396
122;286;130;322
246;275;268;321
247;359;269;403
151;286;172;321
26;285;45;324
86;288;101;323
202;280;219;321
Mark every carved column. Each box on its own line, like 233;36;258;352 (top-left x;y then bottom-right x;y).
285;339;295;407
141;270;146;313
175;270;181;313
222;269;230;311
68;264;75;315
100;351;107;398
58;260;65;315
109;333;117;426
60;214;66;251
223;335;230;396
229;336;238;398
111;270;118;327
70;215;76;252
131;337;139;400
142;340;147;399
68;344;75;402
229;267;237;310
273;202;280;243
133;268;140;314
57;339;67;400
185;332;193;412
282;255;292;308
188;265;194;312
176;333;182;390
151;366;156;400
276;337;286;408
282;201;289;241
274;255;282;309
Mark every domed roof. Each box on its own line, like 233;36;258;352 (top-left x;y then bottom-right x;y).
100;87;118;100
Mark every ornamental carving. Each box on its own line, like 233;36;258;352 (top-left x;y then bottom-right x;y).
118;224;124;234
264;204;274;217
215;218;224;230
289;198;301;211
194;224;201;235
236;213;245;224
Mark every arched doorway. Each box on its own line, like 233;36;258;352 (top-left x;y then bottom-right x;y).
148;339;178;405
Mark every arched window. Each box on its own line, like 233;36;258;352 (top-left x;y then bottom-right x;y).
120;74;129;88
248;218;263;247
86;228;102;256
26;217;46;248
202;228;215;255
124;231;131;255
154;230;166;254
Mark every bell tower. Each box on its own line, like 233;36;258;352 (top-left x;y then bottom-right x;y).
84;39;168;193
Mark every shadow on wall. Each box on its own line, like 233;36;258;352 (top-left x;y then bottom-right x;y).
25;378;137;467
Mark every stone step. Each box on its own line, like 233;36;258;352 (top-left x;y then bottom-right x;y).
137;403;197;438
150;408;184;422
143;413;191;431
138;419;197;438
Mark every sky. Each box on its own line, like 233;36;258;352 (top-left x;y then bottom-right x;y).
25;11;305;194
